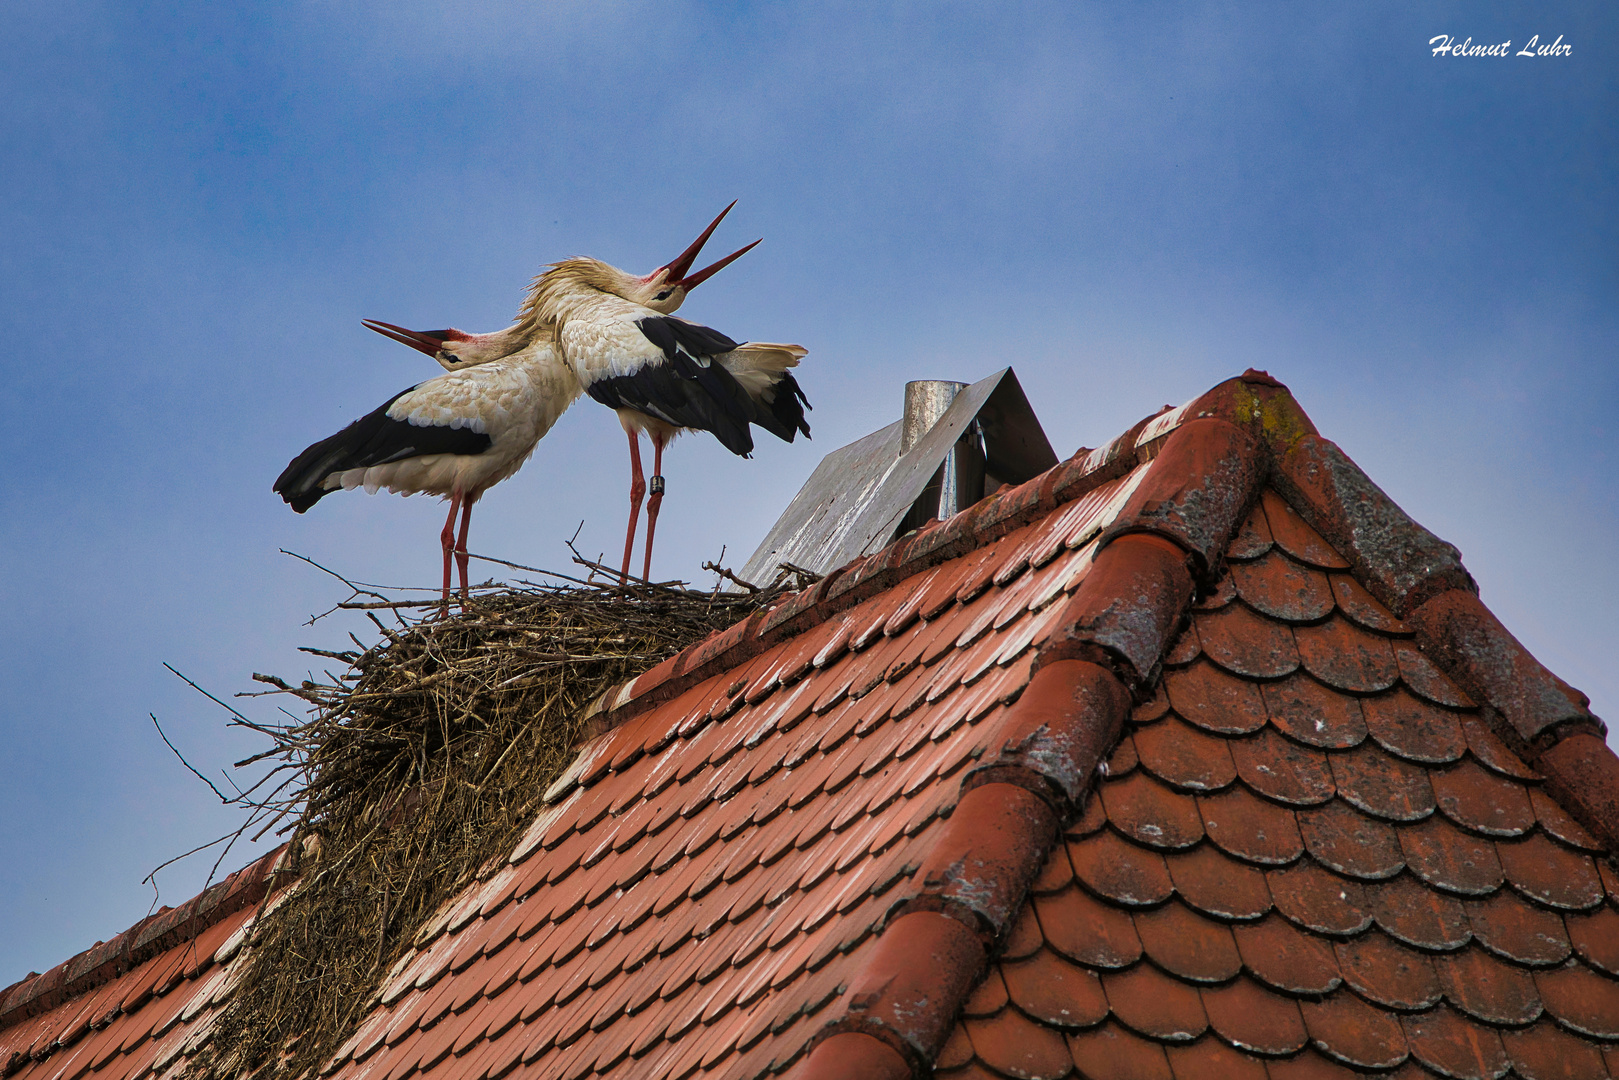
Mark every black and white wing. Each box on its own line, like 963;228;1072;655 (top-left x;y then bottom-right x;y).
274;383;492;512
562;309;795;457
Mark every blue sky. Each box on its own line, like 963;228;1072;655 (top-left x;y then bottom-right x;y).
2;3;1613;982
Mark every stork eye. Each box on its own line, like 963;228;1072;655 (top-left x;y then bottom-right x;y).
653;290;673;301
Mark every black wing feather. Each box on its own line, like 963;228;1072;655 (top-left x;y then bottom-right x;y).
588;317;755;455
274;387;493;512
587;363;756;455
611;316;814;457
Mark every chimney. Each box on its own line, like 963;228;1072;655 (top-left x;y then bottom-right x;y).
734;367;1056;588
899;380;986;532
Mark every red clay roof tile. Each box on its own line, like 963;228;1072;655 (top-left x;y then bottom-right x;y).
1294;615;1400;694
1463;888;1570;968
1162;659;1268;735
1194;603;1301;681
1032;886;1144;969
934;1024;976;1071
1099;773;1205;852
1160;622;1201;667
1568;905;1619;977
1391;640;1474;708
1133;682;1171;725
1000;949;1108;1030
1260;489;1350;571
1132;902;1242;983
1132;717;1237;793
1498;831;1604;911
1432;758;1536;837
1461;714;1542;781
1165;844;1271;922
1329;573;1407;634
1266;861;1372;935
1529;787;1604;852
1262;673;1368;750
1028;843;1073;896
17;382;1619;1080
1401;1005;1510;1080
1333;931;1441;1010
1225;503;1273;560
1063;1022;1171;1080
1229;729;1335;808
1370;872;1472;951
1192;571;1236;614
1197;785;1305;866
1298;992;1409;1070
1399;814;1506;896
1099;965;1208;1043
1229;548;1334;623
1360;687;1467;764
1102;731;1138;777
1233;915;1341;995
1498;1022;1611;1080
1001;902;1046;962
1067;831;1173;908
1327;741;1433;822
1436;946;1543;1026
1164;1036;1269;1080
1297;801;1405;881
1198;978;1308;1056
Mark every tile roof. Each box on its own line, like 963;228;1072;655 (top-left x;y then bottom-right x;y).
5;369;1617;1080
936;492;1619;1080
0;847;285;1080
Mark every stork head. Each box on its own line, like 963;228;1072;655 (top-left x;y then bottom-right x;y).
635;201;761;313
362;321;529;370
524;202;760;323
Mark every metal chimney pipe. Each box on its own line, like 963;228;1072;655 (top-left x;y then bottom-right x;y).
901;380;966;454
899;380;986;527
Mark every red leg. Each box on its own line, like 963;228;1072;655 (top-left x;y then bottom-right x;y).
438;492;463;615
454;496;474;606
642;437;666;582
620;430;646;584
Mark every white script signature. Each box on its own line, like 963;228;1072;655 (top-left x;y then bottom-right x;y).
1430;34;1571;57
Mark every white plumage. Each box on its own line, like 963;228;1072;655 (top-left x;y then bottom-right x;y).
274;326;580;608
523;203;810;581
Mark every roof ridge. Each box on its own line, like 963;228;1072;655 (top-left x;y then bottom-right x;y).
0;844;289;1036
789;368;1617;1078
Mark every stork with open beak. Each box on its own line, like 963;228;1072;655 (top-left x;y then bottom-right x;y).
525;202;811;582
273;323;581;612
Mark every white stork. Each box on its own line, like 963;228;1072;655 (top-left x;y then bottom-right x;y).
524;203;811;582
274;325;581;610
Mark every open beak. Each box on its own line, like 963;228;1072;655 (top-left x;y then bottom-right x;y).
672;238;761;291
363;320;449;357
657;201;762;291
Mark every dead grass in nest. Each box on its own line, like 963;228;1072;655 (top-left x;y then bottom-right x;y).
191;561;793;1080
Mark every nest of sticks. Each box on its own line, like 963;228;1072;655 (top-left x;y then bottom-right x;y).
192;558;799;1080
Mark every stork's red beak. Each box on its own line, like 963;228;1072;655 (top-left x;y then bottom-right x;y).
363;320;450;357
657;201;761;291
672;238;762;291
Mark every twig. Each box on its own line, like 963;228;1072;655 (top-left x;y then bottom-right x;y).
777;561;824;586
165;663;256;725
151;714;231;804
467;552;597;589
141;831;235;885
701;560;760;593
